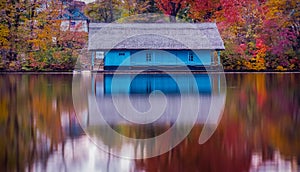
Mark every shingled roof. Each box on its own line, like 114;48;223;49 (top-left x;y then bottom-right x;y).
88;23;225;51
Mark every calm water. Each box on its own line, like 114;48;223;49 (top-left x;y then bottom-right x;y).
0;73;299;171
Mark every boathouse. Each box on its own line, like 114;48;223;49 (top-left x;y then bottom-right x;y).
88;23;225;70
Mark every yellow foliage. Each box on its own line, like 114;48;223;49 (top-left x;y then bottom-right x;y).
276;66;287;71
0;24;10;49
244;57;266;71
289;64;295;70
31;20;60;51
264;0;298;26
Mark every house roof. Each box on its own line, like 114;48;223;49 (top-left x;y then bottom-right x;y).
88;23;225;51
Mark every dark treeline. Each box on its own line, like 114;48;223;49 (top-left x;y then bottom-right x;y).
0;0;299;71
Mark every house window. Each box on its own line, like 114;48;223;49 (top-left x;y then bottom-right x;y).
119;52;125;56
96;51;104;59
188;52;194;61
70;21;76;27
146;53;152;62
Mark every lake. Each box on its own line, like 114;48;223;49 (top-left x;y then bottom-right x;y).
0;73;299;171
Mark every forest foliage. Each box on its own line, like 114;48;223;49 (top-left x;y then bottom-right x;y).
0;0;299;71
0;0;87;71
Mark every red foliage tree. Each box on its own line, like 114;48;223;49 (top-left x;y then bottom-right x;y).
155;0;187;22
188;0;220;22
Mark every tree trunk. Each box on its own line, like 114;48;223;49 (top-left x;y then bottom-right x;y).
109;0;114;22
169;15;176;22
169;1;182;23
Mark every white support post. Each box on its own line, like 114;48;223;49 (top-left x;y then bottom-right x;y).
91;51;95;70
217;51;221;65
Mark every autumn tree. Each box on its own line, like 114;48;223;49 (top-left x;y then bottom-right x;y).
155;0;187;22
187;0;220;22
0;0;28;64
1;0;299;71
260;0;299;70
84;0;122;22
28;0;61;51
120;0;150;18
148;0;159;13
0;0;10;60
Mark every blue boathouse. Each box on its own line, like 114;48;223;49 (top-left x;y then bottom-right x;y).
88;23;225;70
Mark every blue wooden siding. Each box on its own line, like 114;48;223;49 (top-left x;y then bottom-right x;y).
104;51;131;66
102;50;215;67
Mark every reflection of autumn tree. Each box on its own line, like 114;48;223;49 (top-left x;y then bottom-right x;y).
0;75;75;171
226;73;300;161
262;74;300;158
0;75;34;171
133;73;300;171
134;124;251;172
0;74;299;171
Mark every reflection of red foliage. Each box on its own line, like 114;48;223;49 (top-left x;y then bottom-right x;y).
240;90;247;104
226;73;300;158
256;93;266;108
135;124;252;172
134;74;300;171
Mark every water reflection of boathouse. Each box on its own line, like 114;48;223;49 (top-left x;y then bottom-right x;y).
82;73;226;126
71;73;226;159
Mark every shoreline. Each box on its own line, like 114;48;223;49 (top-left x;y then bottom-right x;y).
1;70;300;74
